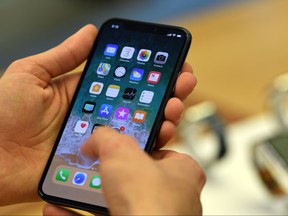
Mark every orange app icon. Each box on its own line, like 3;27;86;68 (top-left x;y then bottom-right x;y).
132;110;147;123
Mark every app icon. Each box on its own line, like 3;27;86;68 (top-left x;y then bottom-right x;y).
92;123;104;133
114;66;127;78
90;175;102;189
74;120;89;134
132;110;147;123
55;168;70;182
96;63;111;76
137;49;152;62
72;172;87;186
89;82;104;95
106;85;120;98
98;104;113;117
115;107;130;120
139;90;154;104
104;44;118;56
82;101;96;113
130;68;144;81
120;46;135;59
154;52;168;64
123;88;137;100
147;71;161;84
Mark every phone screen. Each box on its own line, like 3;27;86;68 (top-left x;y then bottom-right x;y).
39;18;191;213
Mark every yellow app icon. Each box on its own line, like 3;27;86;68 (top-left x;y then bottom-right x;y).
106;85;120;98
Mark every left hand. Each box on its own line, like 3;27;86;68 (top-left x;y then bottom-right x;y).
0;24;196;206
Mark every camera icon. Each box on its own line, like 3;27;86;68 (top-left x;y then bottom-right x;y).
154;52;168;64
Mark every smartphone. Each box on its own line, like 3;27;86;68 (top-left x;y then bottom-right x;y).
253;133;288;196
38;18;191;214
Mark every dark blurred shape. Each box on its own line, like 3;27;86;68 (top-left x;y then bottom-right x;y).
0;0;240;71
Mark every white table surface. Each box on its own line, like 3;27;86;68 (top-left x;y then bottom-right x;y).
167;113;288;215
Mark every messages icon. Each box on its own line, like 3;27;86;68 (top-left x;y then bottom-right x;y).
90;175;102;189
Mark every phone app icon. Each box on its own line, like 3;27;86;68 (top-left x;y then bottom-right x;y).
139;90;154;104
130;68;144;81
55;168;70;182
123;88;137;100
98;104;113;117
115;107;130;120
96;63;111;76
137;49;152;62
104;44;118;56
132;110;147;123
114;66;127;78
90;175;102;189
154;52;168;64
106;85;120;98
147;71;161;84
89;82;104;95
74;120;89;134
82;101;96;113
72;172;87;186
120;46;135;59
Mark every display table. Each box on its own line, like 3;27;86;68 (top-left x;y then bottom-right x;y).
167;113;288;215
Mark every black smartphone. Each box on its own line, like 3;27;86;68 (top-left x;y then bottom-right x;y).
38;18;191;214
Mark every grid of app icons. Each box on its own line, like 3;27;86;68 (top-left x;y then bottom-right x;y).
78;44;168;130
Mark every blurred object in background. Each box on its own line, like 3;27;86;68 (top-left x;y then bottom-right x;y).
177;101;227;169
0;0;239;72
270;73;288;132
253;134;288;197
175;0;288;122
251;73;288;212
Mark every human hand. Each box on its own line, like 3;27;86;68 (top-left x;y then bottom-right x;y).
0;24;97;205
43;127;205;215
0;24;196;206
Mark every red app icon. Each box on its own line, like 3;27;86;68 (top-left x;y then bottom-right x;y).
147;71;161;84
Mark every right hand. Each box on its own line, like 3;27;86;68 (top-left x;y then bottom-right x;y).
44;127;206;215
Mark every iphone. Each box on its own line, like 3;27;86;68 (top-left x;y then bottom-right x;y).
39;18;191;214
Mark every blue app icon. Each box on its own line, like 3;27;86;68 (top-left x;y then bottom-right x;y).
104;44;118;56
130;68;144;81
72;172;87;186
98;104;113;117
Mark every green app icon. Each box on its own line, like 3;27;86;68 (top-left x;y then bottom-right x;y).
56;168;70;182
90;175;101;189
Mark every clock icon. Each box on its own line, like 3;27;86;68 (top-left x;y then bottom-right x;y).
114;66;127;78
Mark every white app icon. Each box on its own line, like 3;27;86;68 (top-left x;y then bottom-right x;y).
89;82;104;95
106;85;120;98
137;49;152;62
120;46;135;59
154;52;169;64
139;90;154;104
114;66;127;78
74;120;89;134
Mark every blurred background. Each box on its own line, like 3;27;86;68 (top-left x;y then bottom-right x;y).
1;0;288;215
